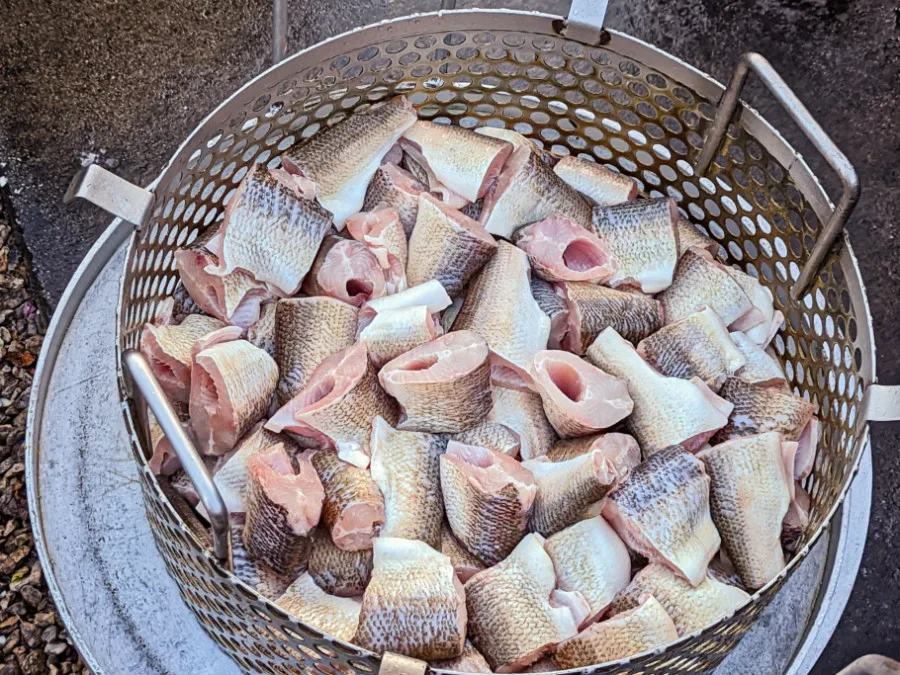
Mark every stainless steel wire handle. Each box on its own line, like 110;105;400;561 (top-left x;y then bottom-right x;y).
122;349;233;568
694;52;861;300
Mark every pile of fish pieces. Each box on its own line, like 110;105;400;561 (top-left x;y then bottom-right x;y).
139;95;821;671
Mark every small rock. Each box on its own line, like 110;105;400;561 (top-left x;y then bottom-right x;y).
31;613;54;629
17;587;40;609
17;625;37;650
2;630;18;652
0;662;18;675
18;650;44;675
39;627;56;644
44;643;67;657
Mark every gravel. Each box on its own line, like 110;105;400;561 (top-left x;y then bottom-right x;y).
0;191;85;674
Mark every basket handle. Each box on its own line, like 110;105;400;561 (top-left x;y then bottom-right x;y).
121;349;233;569
64;164;155;228
437;0;610;44
693;52;860;301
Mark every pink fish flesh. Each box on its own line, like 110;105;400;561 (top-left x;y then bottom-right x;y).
174;247;270;328
531;350;633;437
515;217;616;284
303;237;387;307
345;207;408;294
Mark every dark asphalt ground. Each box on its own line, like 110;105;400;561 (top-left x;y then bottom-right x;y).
1;0;898;672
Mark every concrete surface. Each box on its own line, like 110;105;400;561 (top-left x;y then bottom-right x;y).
1;0;898;672
32;243;240;675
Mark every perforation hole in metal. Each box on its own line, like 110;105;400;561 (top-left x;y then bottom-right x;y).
120;17;872;675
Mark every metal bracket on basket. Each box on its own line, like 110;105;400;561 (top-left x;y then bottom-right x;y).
121;350;233;569
694;52;860;301
559;0;609;45
863;384;900;422
64;164;155;229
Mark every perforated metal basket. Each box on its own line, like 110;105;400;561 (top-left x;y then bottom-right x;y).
63;1;900;673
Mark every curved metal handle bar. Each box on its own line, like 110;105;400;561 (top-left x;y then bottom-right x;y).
694;53;860;301
121;349;233;568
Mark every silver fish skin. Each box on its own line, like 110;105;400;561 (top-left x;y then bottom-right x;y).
212;423;292;513
281;96;418;227
590;197;680;293
174;246;270;328
552;155;638;206
242;446;324;577
523;450;623;537
246;300;277;358
363;163;428;236
713;377;816;443
355;537;467;660
359;304;439;368
697;432;792;590
189;339;279;456
361;278;453;325
230;517;293;601
454;421;521;458
475;126;556;167
274;297;359;404
547;432;641;468
206;164;333;295
407;192;499;298
729;331;787;387
401;120;513;202
480;145;593;238
487;385;558;460
276;572;362;642
782;484;811;554
311;449;386;552
307;528;373;597
555;595;678;669
610;563;749;636
586;328;733;455
637;307;747;391
530;277;569;349
658;250;754;327
557;281;662;354
432;640;493;673
677;219;719;258
440;441;537;565
544;516;632;622
724;265;782;346
454;242;550;385
603;446;721;587
379;330;492;434
267;343;399;468
441;522;488;583
140;313;225;403
465;534;589;673
369;416;447;548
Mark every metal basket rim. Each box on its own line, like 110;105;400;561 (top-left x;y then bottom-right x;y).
112;8;877;672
